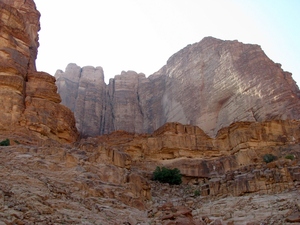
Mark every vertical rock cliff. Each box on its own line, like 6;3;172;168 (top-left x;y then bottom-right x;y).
56;66;167;136
56;64;106;136
159;37;300;136
55;37;300;137
0;0;78;142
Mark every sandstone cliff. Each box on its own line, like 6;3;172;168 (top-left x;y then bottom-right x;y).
0;0;78;143
1;120;299;224
88;120;300;174
78;120;300;224
56;37;300;137
1;1;300;224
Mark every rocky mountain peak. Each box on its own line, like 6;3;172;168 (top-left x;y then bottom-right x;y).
56;37;300;137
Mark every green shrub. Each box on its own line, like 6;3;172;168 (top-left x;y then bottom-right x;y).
285;154;295;160
263;154;276;163
152;166;182;185
194;190;200;197
0;139;10;146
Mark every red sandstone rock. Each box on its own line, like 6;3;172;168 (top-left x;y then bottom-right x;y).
0;0;78;143
1;1;300;224
0;119;299;224
85;120;300;199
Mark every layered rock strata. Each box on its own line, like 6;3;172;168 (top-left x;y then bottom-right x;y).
56;37;300;137
84;120;300;198
1;120;299;224
0;0;78;143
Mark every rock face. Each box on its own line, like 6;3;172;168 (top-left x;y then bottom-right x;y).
81;119;300;222
0;142;151;224
1;120;299;224
160;38;300;136
55;66;154;136
56;64;106;136
0;0;78;143
91;120;300;171
2;2;300;224
80;119;300;200
56;37;300;137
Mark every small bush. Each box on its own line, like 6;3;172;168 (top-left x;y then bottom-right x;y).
152;166;182;185
194;190;200;197
285;154;295;160
0;139;10;146
263;154;276;163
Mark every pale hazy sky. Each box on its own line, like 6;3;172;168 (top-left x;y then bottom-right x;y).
34;0;300;85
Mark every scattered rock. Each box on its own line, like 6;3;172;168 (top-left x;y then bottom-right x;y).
286;212;300;222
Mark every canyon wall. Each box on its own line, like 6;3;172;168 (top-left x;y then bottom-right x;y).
1;2;300;224
80;119;300;198
56;37;300;137
0;0;78;143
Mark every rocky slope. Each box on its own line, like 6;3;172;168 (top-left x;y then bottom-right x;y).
0;141;151;224
1;120;300;224
55;37;300;137
0;0;78;143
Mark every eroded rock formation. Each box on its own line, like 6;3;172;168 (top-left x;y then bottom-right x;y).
1;120;299;224
70;120;300;223
1;1;300;224
56;37;300;137
78;120;300;201
0;0;78;143
0;142;151;224
88;120;300;167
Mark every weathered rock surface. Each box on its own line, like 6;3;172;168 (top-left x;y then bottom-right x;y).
149;182;300;225
75;120;300;203
55;67;155;136
80;120;300;224
160;37;300;137
0;0;78;143
56;37;300;137
56;64;106;137
1;1;300;224
0;0;40;74
1;120;299;224
0;143;151;224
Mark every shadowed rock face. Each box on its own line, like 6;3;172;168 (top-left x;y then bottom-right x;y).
0;0;78;143
56;37;300;137
56;64;106;136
